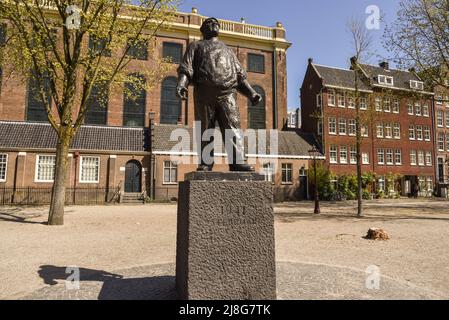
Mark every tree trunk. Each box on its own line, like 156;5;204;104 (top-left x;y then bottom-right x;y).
47;129;71;225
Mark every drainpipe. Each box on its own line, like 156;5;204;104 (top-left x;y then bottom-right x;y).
272;48;278;130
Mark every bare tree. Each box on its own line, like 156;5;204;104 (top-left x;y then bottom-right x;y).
384;0;449;89
347;17;374;216
0;0;177;225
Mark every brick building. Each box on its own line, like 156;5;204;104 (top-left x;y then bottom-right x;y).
301;58;435;197
0;8;320;203
434;84;449;187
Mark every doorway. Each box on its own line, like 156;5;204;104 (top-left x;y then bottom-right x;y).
124;160;142;193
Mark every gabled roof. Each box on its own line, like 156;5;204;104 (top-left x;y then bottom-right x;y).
0;121;149;152
312;64;372;92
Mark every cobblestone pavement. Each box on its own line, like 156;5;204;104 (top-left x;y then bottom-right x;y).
22;261;444;300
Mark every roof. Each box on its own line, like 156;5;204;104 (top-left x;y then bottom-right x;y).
313;64;372;91
0;121;323;158
153;124;322;158
359;63;424;91
0;121;149;152
311;62;432;94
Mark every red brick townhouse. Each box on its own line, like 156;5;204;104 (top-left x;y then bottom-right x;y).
300;58;435;197
434;83;449;189
0;8;323;203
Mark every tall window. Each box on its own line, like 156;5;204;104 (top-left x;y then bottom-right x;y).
377;149;385;165
26;72;51;122
393;123;401;139
348;119;356;136
415;102;421;116
247;85;266;129
160;77;181;124
338;118;347;135
362;152;369;164
418;151;425;166
329;145;337;163
426;152;432;166
361;124;369;137
80;156;100;183
395;149;402;165
337;92;345;107
410;150;417;166
340;146;348;164
36;155;56;182
383;98;391;112
262;162;275;182
446;111;449;128
163;161;178;184
409;125;415;140
126;39;148;60
162;42;183;64
0;154;7;182
385;123;392;138
437;110;444;127
375;97;382;111
327;90;335;106
247;53;265;73
407;100;414;115
376;122;384;138
424;126;431;141
348;96;355;109
438;133;445;151
281;163;293;184
85;81;109;125
350;146;357;164
422;104;429;117
386;149;393;165
328;117;336;134
360;97;367;110
123;74;146;127
393;99;400;113
416;125;423;140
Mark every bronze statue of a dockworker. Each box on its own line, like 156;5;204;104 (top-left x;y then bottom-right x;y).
176;17;262;172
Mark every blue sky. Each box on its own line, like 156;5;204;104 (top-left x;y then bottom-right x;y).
178;0;400;111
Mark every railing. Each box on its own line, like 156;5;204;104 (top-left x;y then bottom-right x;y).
0;187;121;206
199;16;276;40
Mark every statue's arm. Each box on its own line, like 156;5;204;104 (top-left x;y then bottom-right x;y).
176;42;196;100
234;53;262;106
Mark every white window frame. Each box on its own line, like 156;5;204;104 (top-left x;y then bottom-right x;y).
436;95;443;105
328;117;336;135
377;149;385;165
361;124;369;137
414;102;421;116
328;90;335;106
35;154;56;183
360;97;367;110
0;153;8;182
407;101;414;115
446;111;449;128
438;133;445;151
395;149;402;165
79;156;100;183
418;151;425;166
385;123;392;139
316;94;322;108
337;92;345;108
262;162;275;183
375;97;382;111
410;150;417;166
383;98;391;112
426;152;432;167
339;118;347;135
348;96;355;109
424;126;431;141
350;146;357;164
422;104;429;117
376;122;384;138
410;80;424;90
409;125;415;140
281;163;293;184
378;75;394;86
393;100;400;113
317;120;323;135
329;145;338;164
340;146;348;164
163;160;178;184
437;110;444;127
348;119;356;136
416;125;423;141
386;149;394;165
393;123;401;139
362;152;369;165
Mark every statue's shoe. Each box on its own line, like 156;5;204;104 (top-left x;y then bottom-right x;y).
196;164;213;171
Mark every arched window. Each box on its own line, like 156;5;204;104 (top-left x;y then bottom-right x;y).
85;80;109;125
160;77;181;124
123;74;146;127
247;85;266;129
26;71;51;122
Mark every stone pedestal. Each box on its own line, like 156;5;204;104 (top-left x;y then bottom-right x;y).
176;171;276;300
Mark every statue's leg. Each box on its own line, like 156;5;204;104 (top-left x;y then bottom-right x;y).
216;93;252;171
194;89;216;170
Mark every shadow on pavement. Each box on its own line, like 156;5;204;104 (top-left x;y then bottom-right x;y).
37;265;177;300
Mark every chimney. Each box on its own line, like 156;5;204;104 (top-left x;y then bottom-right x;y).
379;61;389;70
308;58;313;65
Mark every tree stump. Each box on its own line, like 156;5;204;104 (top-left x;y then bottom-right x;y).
365;227;389;240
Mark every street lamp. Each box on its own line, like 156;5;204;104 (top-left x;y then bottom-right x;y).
308;147;321;214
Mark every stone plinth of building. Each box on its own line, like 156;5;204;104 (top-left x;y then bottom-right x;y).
176;171;276;300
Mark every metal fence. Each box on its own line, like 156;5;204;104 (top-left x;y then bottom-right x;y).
0;187;120;206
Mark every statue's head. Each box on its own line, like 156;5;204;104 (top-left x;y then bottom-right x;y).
200;17;220;39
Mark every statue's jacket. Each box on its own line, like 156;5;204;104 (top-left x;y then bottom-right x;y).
178;39;247;95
